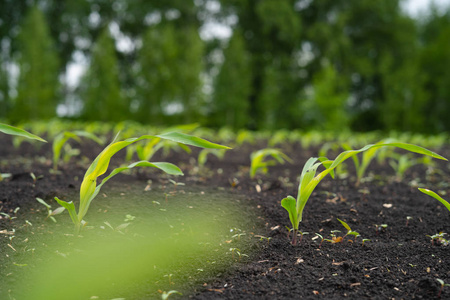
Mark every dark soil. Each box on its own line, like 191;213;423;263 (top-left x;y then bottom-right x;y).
1;134;450;299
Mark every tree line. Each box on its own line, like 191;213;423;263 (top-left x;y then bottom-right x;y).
0;0;449;133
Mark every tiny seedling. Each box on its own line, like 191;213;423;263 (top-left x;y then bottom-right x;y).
388;153;419;181
0;212;16;223
281;141;446;245
361;238;370;246
163;274;174;285
374;224;388;235
197;148;227;168
249;148;293;179
426;232;448;246
168;179;185;192
315;233;325;248
254;235;272;244
229;247;248;261
436;278;450;298
337;218;360;241
55;132;229;234
52;130;104;171
324;231;343;244
406;216;413;226
36;198;65;222
0;123;47;181
161;290;182;300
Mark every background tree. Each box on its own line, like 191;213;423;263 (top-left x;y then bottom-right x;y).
308;62;349;131
11;6;60;122
419;8;450;132
80;27;125;121
212;30;252;129
136;22;203;125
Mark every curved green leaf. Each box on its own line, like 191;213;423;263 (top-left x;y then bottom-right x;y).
419;188;450;212
78;161;183;222
157;132;231;150
0;123;46;142
54;197;78;226
281;196;298;230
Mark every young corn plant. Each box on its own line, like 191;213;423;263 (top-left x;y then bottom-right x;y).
250;148;292;179
0;123;47;181
53;131;104;170
36;198;66;222
419;188;450;212
282;141;446;245
197;148;227;168
337;218;360;241
55;132;229;235
0;123;47;142
388;153;419;181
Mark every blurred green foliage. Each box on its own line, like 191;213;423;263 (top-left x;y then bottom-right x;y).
1;0;450;133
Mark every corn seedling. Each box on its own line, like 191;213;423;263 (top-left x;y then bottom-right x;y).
374;224;388;235
281;141;446;245
54;132;229;234
361;238;370;246
103;221;130;234
229;247;248;261
315;233;325;248
52;131;104;171
250;148;293;179
426;232;448;246
161;290;182;300
337;218;360;241
388;153;419;181
36;198;65;222
0;123;47;181
197;148;227;168
324;231;343;244
436;279;450;298
254;235;272;244
406;216;413;226
419;188;450;212
168;179;185;192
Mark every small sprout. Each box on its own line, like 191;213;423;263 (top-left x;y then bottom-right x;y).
250;148;292;179
163;274;174;285
229;248;248;261
36;198;65;222
0;212;16;223
427;232;448;246
436;278;450;298
406;216;413;226
168;179;185;192
254;235;271;245
315;233;325;248
161;290;182;300
361;238;370;246
337;218;360;241
124;214;136;222
374;224;388;235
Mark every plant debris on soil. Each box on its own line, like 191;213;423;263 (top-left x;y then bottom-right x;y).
1;134;450;299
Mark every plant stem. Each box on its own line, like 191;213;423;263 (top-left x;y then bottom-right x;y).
292;229;298;245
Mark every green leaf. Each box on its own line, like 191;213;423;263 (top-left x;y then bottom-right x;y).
156;132;231;149
78;161;183;222
0;123;46;142
54;197;78;226
337;218;352;232
281;196;298;230
36;197;51;209
419;188;450;212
